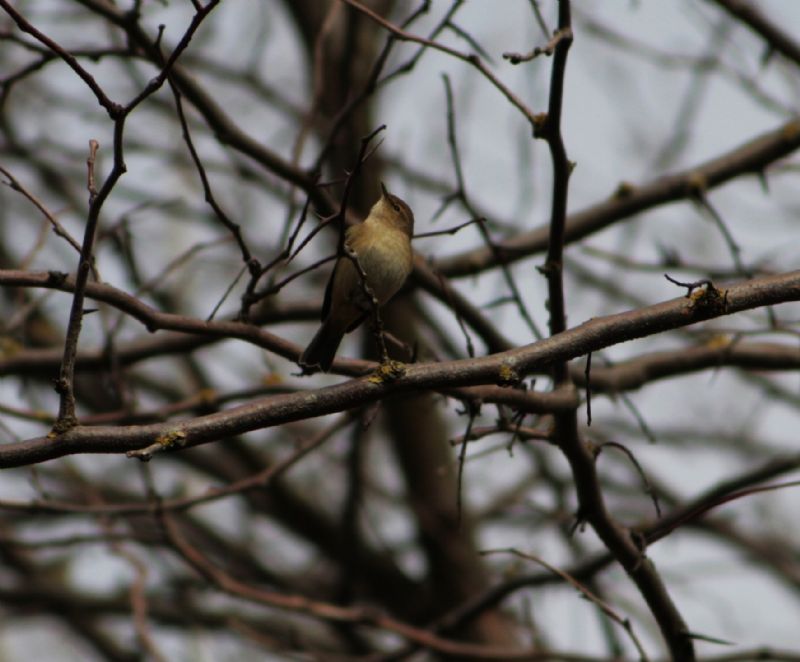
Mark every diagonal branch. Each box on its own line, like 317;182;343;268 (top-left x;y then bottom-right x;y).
1;268;799;468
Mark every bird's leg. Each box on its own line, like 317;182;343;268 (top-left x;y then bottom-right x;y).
369;304;390;364
344;244;391;364
367;311;407;383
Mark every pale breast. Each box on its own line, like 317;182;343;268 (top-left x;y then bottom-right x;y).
345;222;412;305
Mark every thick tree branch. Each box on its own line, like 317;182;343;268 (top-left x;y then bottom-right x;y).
1;269;798;467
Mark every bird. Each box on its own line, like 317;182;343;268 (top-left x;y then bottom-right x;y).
299;183;414;373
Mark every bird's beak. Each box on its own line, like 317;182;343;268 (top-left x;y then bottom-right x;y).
380;181;389;198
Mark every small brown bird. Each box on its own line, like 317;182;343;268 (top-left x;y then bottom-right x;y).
299;184;414;372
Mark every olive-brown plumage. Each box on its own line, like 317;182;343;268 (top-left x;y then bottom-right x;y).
299;184;414;373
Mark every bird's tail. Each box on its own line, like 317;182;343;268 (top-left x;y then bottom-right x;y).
299;318;346;373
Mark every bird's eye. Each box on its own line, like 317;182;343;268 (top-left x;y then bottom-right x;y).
392;203;400;212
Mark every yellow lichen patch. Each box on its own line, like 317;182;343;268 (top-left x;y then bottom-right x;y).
49;416;78;437
262;373;283;386
155;429;187;449
498;362;521;387
367;360;407;384
704;334;733;350
688;283;728;315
